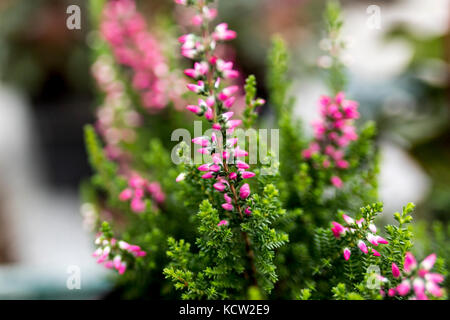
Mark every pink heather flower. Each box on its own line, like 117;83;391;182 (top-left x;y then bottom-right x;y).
197;148;209;155
187;81;205;93
174;0;187;5
218;85;239;101
201;172;214;179
213;182;226;192
372;248;381;257
367;233;379;246
236;160;250;170
198;164;211;171
245;207;252;215
192;136;210;147
222;203;234;211
425;273;444;284
356;218;364;228
420;253;436;271
212;23;237;41
239;183;250;199
396;280;411;296
119;188;133;201
331;176;343;188
229;172;237;180
186;104;202;114
234;147;248;157
404;252;417;273
331;221;346;238
217;220;228;227
392;263;400;278
224;96;236;108
375;236;389;245
343;248;351;261
369;223;377;233
209;164;221;172
224;193;232;203
241;171;255;179
426;280;442;297
388;288;396;297
342;214;354;224
131;197;146;213
413;278;426;298
357;240;368;254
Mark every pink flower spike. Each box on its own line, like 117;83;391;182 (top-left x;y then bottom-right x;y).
239;183;250;199
404;252;417;273
241;171;255;179
392;263;400;278
343;248;351;261
119;188;133;201
357;240;368;254
420;253;436;271
213;182;226;192
342;214;354;225
217;220;228;227
222;203;234;211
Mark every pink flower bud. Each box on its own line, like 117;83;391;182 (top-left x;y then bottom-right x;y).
213;182;226;192
236;160;250;170
331;176;343;188
217;220;228;227
392;263;400;278
131;197;146;213
192;136;210;146
343;248;351;261
201;172;214;179
245;207;252;215
372;248;381;257
222;203;234;211
357;240;368;254
342;214;354;224
404;252;417;273
229;172;237;180
119;188;133;201
420;253;436;271
186;104;201;114
241;171;255;179
239;183;250;199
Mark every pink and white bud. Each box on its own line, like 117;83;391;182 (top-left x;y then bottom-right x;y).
176;173;186;182
342;214;354;225
343;248;351;261
212;23;237;41
213;182;226;192
404;252;417;273
357;240;368;254
368;223;377;233
396;280;411;296
420;253;436;271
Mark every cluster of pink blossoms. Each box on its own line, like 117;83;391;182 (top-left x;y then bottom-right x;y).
101;0;184;111
331;213;388;260
175;0;260;225
92;55;142;165
386;252;444;300
119;174;165;213
93;232;146;274
303;92;359;188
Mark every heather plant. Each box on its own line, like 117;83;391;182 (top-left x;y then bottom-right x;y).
81;0;447;300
